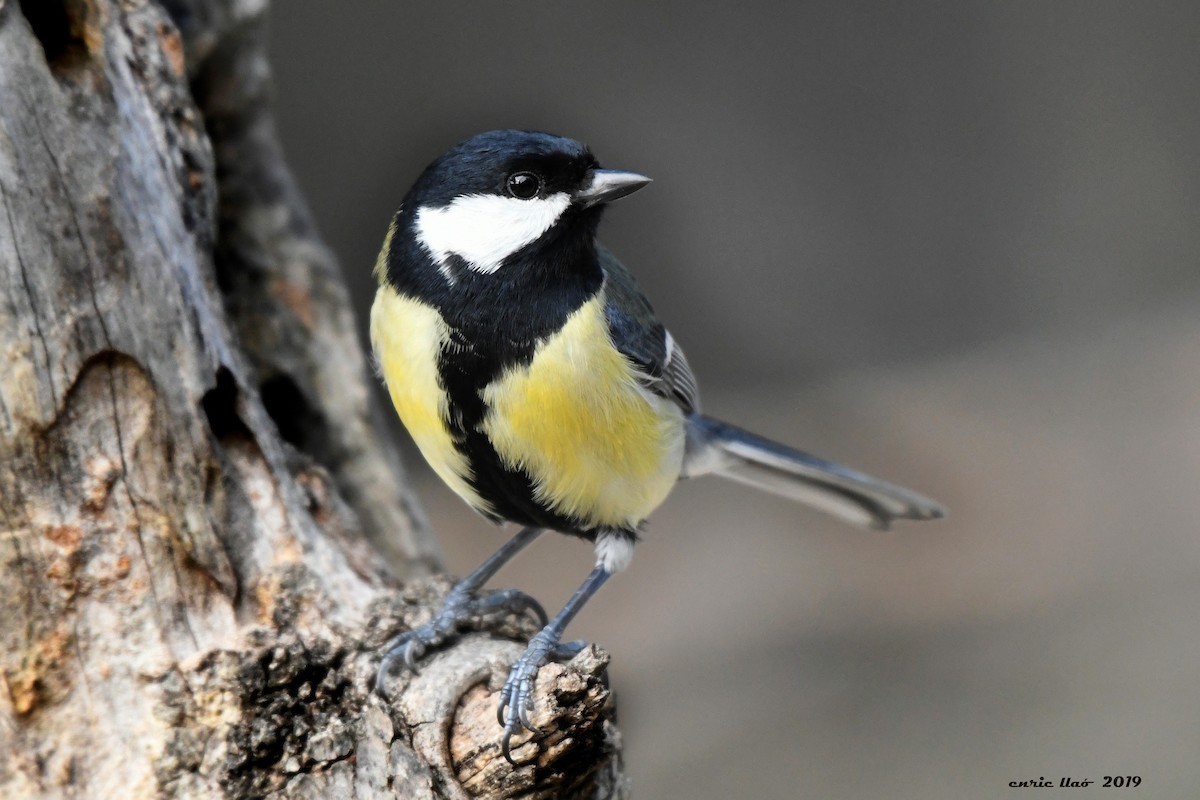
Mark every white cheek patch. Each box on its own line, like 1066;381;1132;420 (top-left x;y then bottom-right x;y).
415;192;571;275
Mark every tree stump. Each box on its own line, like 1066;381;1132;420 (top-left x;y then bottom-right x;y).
0;1;627;796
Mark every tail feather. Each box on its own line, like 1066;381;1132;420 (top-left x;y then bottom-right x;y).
683;416;945;530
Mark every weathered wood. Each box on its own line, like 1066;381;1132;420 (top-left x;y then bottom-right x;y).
0;0;626;796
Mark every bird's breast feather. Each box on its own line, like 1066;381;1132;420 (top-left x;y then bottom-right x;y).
480;292;685;528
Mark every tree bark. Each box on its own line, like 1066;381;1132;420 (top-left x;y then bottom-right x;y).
0;1;626;797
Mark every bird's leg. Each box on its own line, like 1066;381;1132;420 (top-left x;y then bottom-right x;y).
376;526;545;693
498;565;612;764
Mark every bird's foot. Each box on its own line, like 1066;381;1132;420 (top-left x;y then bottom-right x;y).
375;586;548;695
497;630;589;764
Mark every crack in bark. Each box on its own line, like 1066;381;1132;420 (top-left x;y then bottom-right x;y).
28;88;218;653
69;615;95;715
102;356;175;641
0;176;58;405
24;102;176;642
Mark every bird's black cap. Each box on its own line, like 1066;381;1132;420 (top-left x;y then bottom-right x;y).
409;129;599;207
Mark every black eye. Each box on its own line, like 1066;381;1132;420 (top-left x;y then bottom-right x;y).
506;172;541;199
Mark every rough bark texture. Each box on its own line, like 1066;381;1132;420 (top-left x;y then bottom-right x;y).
0;1;626;797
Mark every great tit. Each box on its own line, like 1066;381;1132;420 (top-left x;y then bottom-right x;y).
372;129;944;762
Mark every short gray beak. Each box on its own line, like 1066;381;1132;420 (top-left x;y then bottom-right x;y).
573;169;652;208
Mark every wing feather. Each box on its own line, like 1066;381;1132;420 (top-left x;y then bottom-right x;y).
598;245;699;414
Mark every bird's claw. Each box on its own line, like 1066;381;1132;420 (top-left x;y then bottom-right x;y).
375;587;548;696
473;588;549;628
497;633;590;765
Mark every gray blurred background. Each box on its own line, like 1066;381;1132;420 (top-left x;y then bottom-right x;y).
268;2;1200;797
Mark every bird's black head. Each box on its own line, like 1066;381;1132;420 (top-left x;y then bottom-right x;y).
409;130;598;209
379;130;651;301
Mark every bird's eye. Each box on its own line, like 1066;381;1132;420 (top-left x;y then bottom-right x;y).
506;172;541;199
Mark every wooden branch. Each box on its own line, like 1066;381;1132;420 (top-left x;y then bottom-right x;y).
0;0;626;796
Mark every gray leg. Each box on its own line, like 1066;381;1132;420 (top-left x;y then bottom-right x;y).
376;527;545;695
449;525;544;594
498;565;612;764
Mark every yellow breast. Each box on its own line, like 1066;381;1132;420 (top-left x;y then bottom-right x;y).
370;285;491;515
481;292;686;529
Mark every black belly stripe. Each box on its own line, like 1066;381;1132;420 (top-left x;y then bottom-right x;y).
437;275;607;536
437;333;600;538
386;213;614;536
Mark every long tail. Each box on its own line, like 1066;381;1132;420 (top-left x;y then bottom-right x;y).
682;415;945;530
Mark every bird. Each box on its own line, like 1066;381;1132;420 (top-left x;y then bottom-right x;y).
370;129;944;762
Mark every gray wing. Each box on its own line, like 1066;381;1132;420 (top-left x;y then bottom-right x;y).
598;244;700;414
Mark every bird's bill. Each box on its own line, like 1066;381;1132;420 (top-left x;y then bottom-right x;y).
573;169;652;207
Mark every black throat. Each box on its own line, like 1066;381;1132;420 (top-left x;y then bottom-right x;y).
381;209;608;535
383;207;605;376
